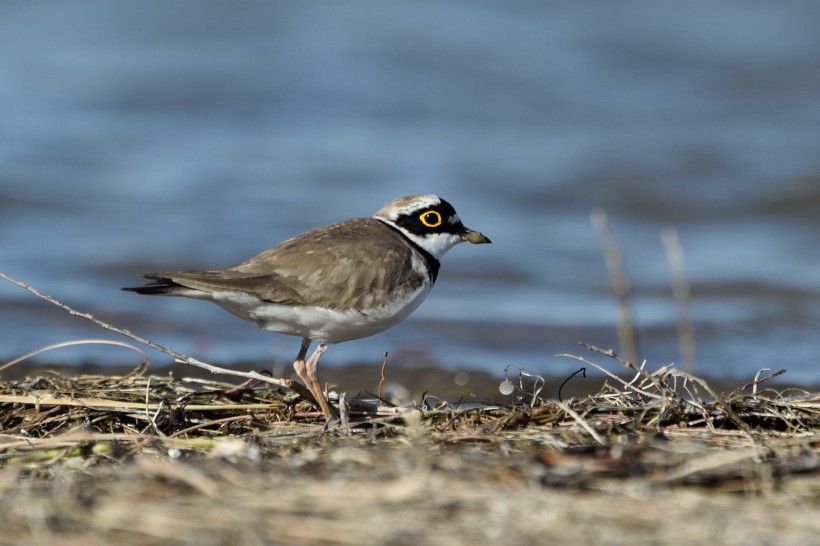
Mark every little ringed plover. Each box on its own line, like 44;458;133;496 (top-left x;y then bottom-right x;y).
124;194;491;420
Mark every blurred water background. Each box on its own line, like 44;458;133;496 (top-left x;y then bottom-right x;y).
2;1;820;385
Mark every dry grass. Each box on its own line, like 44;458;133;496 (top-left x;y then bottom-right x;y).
2;346;819;546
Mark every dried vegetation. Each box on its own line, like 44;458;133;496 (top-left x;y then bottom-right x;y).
2;345;819;545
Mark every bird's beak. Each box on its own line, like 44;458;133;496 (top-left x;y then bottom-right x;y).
461;228;492;244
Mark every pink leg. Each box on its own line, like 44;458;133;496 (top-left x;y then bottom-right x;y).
292;339;336;421
292;338;311;387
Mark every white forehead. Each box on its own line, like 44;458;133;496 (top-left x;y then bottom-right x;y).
372;194;441;221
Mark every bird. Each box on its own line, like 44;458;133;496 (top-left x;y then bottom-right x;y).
124;194;491;421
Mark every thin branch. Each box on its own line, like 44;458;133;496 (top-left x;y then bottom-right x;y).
728;368;788;398
580;343;669;395
0;338;148;373
557;352;663;401
590;209;639;365
0;272;300;393
551;399;605;445
661;227;697;371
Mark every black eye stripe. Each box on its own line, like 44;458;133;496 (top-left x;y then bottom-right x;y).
391;198;465;235
395;212;463;235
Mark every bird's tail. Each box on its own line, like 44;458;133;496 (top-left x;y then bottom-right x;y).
122;276;188;296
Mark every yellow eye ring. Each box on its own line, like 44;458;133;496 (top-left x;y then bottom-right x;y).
419;210;443;228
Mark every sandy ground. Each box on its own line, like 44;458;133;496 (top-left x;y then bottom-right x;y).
2;434;820;546
1;361;819;546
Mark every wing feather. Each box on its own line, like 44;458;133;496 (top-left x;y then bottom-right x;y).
138;219;427;311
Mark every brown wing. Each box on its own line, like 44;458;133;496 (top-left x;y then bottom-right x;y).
136;219;427;311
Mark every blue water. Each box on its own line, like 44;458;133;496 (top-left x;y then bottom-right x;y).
2;1;820;385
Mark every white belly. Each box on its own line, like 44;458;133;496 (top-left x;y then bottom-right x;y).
210;284;432;343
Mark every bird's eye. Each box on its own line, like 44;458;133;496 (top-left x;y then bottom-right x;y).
419;210;443;228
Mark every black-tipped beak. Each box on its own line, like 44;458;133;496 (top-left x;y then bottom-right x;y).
461;228;492;244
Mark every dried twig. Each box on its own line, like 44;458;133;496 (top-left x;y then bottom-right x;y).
551;399;605;445
0;339;147;374
557;352;662;401
728;368;788;398
591;209;639;365
661;227;697;371
0;272;306;396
